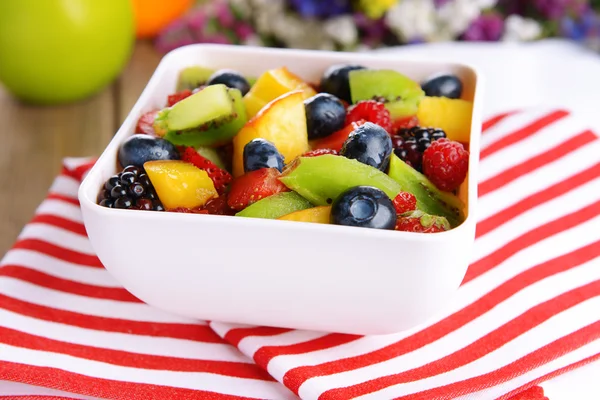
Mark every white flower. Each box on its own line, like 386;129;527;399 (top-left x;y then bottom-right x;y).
385;0;438;41
437;0;482;37
324;16;358;47
502;15;543;41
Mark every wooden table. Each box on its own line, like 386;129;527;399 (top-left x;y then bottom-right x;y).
0;41;162;256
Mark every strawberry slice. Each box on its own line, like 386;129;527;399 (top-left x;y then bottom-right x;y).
202;196;235;215
135;110;159;135
167;89;193;107
392;116;419;134
227;168;289;211
311;120;366;152
181;147;232;195
302;148;338;157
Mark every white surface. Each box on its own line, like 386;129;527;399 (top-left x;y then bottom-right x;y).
378;39;600;400
78;45;484;335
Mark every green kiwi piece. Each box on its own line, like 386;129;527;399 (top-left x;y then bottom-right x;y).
349;69;424;119
279;155;401;206
176;66;215;91
236;192;313;219
387;154;465;227
161;87;247;148
196;147;226;169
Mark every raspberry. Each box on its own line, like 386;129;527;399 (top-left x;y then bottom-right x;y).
422;138;469;192
303;148;338;157
167;90;193;106
395;210;450;233
392;192;417;214
181;147;233;194
345;100;393;134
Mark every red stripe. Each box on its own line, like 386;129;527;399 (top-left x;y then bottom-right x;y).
321;280;600;400
482;110;518;132
506;386;548;400
253;334;361;370
0;326;273;380
476;162;600;238
0;294;224;343
0;360;260;400
60;161;96;183
0;265;139;303
0;397;77;400
498;353;600;400
45;194;79;207
29;215;87;237
480;110;569;160
281;240;600;395
11;239;103;269
479;131;596;197
394;319;600;400
224;327;293;347
464;199;600;284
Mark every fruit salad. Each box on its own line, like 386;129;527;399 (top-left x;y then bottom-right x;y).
97;64;473;233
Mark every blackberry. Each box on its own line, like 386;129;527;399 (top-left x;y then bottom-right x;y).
98;165;164;211
391;126;446;172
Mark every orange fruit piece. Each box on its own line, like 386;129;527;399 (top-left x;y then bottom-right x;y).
132;0;193;39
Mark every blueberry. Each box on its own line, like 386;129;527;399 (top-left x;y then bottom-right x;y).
330;186;396;230
320;64;366;103
243;138;284;173
340;122;393;171
118;134;179;168
206;69;251;96
421;74;463;99
304;93;346;139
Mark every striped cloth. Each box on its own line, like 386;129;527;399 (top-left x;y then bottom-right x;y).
0;108;598;399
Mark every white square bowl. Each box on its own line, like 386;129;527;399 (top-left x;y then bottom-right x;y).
79;44;484;335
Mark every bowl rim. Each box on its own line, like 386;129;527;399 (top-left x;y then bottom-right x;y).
78;44;485;241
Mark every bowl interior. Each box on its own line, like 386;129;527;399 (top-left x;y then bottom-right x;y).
80;44;482;232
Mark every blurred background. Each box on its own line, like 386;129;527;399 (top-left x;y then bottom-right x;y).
1;0;599;254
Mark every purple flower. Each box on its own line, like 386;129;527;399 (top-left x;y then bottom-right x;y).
462;14;505;41
533;0;587;20
561;9;600;41
289;0;351;18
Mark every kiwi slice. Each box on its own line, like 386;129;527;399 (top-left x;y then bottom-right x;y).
279;155;401;206
388;154;464;227
158;87;248;148
176;66;215;91
236;192;313;219
196;147;226;169
349;69;425;119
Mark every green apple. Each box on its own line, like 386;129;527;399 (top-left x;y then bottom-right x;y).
0;0;135;105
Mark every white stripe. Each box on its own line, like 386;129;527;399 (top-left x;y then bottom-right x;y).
0;380;101;399
242;216;600;385
476;140;600;221
298;258;600;399
0;277;199;324
209;322;257;338
35;199;83;222
457;341;600;400
0;308;250;363
456;215;600;309
360;296;600;399
472;178;600;264
49;175;81;198
478;115;589;181
17;224;95;255
479;108;563;149
0;344;295;400
0;249;120;287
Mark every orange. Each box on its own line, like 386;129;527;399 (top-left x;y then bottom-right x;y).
132;0;193;39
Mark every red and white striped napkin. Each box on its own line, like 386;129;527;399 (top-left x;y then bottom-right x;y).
0;108;598;400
